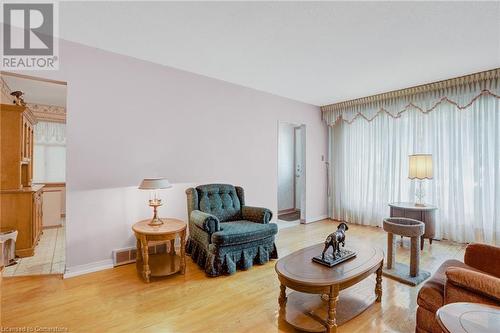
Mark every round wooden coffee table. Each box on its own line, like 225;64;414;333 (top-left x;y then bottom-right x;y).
132;218;186;283
275;243;383;333
436;302;500;333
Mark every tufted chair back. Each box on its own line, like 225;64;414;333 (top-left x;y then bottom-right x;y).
194;184;244;222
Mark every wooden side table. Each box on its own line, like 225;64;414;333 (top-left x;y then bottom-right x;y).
436;302;500;333
389;202;437;250
132;218;186;282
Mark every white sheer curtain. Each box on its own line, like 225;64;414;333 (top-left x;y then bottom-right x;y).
327;78;500;245
33;121;66;183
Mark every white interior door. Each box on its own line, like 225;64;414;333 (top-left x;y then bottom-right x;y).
278;123;295;212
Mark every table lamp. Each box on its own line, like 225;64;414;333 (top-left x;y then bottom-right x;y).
138;178;172;226
408;154;433;207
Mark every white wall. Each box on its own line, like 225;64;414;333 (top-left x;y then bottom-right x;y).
278;123;295;211
17;38;328;274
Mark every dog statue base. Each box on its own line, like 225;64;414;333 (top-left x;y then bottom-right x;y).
312;248;357;267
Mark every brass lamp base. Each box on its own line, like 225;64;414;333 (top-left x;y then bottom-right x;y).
147;199;164;226
148;217;164;226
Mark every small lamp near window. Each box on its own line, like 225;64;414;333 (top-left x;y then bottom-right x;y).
408;154;433;207
138;178;172;226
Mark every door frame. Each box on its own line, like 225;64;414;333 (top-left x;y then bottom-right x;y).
277;121;306;222
1;70;67;276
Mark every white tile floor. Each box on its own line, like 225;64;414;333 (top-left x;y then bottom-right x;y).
276;219;300;230
3;226;65;276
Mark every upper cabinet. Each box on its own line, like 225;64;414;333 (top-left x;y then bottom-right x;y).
0;103;37;190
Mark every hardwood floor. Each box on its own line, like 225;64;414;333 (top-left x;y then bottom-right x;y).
1;220;466;332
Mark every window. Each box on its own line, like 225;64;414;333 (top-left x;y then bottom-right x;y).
33;121;66;183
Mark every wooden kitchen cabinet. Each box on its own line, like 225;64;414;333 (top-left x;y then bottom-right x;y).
0;104;43;257
1;186;43;257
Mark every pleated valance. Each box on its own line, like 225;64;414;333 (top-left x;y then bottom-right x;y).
321;68;500;125
35;121;66;145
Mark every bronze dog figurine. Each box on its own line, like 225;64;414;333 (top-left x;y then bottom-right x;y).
321;222;349;260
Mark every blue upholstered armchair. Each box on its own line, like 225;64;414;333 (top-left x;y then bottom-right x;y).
185;184;278;276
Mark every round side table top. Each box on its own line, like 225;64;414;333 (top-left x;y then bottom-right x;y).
275;242;383;286
389;202;437;211
132;218;186;235
436;302;500;333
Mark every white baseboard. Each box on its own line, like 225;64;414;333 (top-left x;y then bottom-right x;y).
63;259;114;279
305;215;329;224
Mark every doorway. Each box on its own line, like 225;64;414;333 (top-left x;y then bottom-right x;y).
1;72;67;276
277;122;306;225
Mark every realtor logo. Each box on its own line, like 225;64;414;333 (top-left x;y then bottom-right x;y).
1;2;59;70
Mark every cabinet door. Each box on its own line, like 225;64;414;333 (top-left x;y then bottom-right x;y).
32;192;43;244
28;125;34;185
21;119;26;159
38;192;43;236
32;194;39;244
29;124;34;160
24;118;32;160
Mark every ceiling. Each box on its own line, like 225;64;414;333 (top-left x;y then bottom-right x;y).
59;2;500;106
2;75;67;107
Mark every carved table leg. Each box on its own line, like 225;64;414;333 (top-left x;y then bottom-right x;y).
278;284;287;316
170;239;175;255
326;285;339;333
180;230;186;275
140;237;151;283
387;232;395;269
136;239;142;263
375;262;383;302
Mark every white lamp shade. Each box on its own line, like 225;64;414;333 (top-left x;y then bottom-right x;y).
138;178;172;190
408;154;433;179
